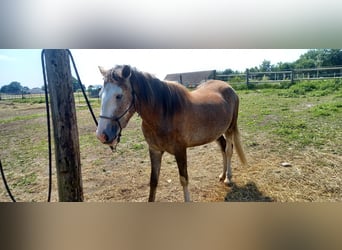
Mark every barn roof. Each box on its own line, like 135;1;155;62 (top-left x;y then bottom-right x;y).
164;70;216;87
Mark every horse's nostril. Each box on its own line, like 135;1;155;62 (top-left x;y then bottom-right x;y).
97;132;108;143
103;132;108;142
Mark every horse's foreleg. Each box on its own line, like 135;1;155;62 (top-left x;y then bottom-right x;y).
175;148;191;202
148;149;163;202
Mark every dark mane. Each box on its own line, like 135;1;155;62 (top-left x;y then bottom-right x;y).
130;68;189;118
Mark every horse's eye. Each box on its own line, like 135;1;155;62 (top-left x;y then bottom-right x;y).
116;94;123;100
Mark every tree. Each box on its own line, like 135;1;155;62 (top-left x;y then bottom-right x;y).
71;76;85;92
0;81;23;94
221;68;234;75
276;62;294;71
248;66;259;73
293;49;342;69
321;49;342;66
294;51;317;68
40;77;85;93
22;86;30;94
259;60;272;72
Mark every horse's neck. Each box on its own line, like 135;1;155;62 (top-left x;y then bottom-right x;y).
133;70;189;130
133;73;171;126
136;96;164;125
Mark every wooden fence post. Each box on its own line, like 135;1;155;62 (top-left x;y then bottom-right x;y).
246;69;250;86
44;49;84;202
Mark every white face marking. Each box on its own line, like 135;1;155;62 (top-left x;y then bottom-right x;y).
96;83;123;139
96;66;134;145
100;83;123;117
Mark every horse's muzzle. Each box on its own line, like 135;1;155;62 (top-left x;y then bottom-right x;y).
97;132;107;143
96;124;119;145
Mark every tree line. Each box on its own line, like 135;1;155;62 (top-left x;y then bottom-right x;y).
0;77;85;94
217;49;342;74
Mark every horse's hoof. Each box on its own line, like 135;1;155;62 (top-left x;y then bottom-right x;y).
224;178;233;187
219;174;225;182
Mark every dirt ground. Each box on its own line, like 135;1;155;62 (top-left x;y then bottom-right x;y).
0;99;341;202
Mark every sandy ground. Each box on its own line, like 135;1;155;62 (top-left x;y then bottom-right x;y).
0;101;341;202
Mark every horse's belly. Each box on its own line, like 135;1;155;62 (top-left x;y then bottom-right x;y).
183;123;228;147
142;124;223;154
182;107;232;147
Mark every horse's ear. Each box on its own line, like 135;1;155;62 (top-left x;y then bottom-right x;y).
122;65;131;79
98;66;107;76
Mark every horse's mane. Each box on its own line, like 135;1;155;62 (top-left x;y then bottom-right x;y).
130;68;189;118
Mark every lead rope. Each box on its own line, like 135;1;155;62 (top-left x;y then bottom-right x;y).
0;160;16;202
67;50;98;127
0;49;104;202
41;49;53;202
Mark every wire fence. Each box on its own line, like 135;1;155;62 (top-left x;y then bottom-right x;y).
216;66;342;85
0;91;100;102
0;93;45;101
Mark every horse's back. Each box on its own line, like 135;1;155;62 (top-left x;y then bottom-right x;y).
196;79;232;90
192;80;238;103
194;80;235;96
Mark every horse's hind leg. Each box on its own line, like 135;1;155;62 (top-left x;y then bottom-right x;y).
175;148;191;202
217;136;227;181
218;134;233;185
148;149;163;202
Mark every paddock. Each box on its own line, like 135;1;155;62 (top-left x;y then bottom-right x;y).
1;81;341;202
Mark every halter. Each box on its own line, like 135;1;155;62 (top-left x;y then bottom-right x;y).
99;89;135;146
99;74;136;149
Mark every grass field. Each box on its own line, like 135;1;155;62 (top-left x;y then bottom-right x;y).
0;79;341;202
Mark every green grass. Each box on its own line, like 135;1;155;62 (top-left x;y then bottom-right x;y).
278;79;342;97
4;93;99;105
0;113;44;124
13;172;37;188
9;96;45;104
232;79;342;96
311;102;342;117
236;79;342;151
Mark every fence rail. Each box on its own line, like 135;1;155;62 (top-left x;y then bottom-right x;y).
216;66;342;84
0;93;45;100
0;92;100;102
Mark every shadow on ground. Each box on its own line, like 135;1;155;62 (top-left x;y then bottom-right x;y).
225;181;274;202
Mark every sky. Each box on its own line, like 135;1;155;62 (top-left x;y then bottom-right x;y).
0;49;308;89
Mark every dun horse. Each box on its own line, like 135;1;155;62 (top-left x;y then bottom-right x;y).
96;65;247;202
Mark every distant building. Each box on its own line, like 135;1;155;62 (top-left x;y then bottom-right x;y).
88;85;102;98
164;70;216;88
88;85;102;90
29;87;44;94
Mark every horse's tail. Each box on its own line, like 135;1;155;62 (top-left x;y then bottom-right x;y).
229;90;247;166
232;124;247;166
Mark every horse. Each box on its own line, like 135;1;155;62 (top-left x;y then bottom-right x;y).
96;65;247;202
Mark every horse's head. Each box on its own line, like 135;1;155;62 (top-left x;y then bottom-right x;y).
96;65;135;147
